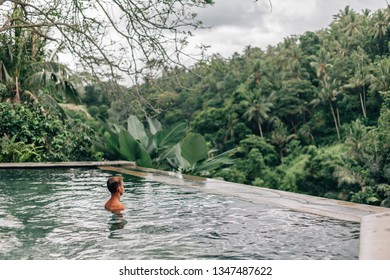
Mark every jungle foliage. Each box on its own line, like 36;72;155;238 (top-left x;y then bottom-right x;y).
95;115;236;175
127;6;390;207
0;102;100;161
1;5;390;207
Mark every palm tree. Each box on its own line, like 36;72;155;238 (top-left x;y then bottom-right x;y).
370;9;390;54
344;70;369;119
312;78;342;141
334;165;365;193
342;10;362;38
0;4;45;103
243;90;275;138
27;60;82;104
333;38;350;58
270;118;297;162
0;4;81;106
310;48;333;80
310;47;343;140
370;58;390;94
343;47;370;118
224;112;239;144
345;119;370;162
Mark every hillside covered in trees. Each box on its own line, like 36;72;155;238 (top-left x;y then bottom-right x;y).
1;5;389;207
129;6;390;206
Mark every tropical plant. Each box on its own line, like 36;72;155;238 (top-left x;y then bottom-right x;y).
0;135;41;162
343;47;371;118
0;7;82;109
0;102;99;161
95;115;236;174
270;119;297;162
296;146;345;198
242;87;275;138
167;132;237;175
312;77;342;140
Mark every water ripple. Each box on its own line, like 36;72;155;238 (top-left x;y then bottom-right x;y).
0;168;359;260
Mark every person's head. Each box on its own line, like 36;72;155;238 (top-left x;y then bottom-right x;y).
107;176;124;195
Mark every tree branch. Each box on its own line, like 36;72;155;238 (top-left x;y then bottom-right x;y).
1;0;213;84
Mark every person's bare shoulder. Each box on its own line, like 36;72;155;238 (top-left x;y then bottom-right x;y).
105;201;124;213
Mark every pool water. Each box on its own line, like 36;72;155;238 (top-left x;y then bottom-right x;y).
0;168;359;260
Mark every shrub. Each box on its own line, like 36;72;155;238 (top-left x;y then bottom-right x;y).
0;135;41;162
0;102;100;161
295;146;343;197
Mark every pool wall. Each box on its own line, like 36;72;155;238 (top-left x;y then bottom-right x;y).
1;161;389;259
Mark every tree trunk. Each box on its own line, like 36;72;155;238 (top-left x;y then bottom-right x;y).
328;99;340;141
362;85;367;118
257;122;264;138
12;76;21;104
336;106;341;128
280;149;284;164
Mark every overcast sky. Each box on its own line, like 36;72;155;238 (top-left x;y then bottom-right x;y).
189;0;389;58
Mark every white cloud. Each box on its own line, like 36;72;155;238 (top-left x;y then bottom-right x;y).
190;0;389;58
196;0;269;28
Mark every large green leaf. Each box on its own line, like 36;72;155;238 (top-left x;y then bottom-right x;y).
94;122;122;158
180;132;208;166
127;115;149;148
101;121;120;137
104;135;121;157
118;129;138;161
134;141;153;168
93;140;118;158
145;118;162;153
155;145;176;165
194;148;237;173
118;129;153;167
173;143;191;171
153;122;188;150
147;117;162;135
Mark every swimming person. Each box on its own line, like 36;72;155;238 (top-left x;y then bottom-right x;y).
104;176;125;214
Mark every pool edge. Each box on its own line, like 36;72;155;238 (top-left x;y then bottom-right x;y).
359;212;390;260
0;161;134;168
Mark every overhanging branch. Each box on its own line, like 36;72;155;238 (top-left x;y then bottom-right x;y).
0;0;213;83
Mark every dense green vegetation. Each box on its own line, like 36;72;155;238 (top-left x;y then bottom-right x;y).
0;102;99;162
132;6;390;207
1;6;389;207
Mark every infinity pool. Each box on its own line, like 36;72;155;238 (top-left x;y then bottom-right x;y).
0;168;359;259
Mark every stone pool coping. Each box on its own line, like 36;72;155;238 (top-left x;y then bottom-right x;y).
0;161;133;168
1;161;389;259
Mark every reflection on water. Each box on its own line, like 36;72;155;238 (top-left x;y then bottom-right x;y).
0;168;360;260
108;213;127;239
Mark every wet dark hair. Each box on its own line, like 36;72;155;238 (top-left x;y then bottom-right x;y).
107;176;123;194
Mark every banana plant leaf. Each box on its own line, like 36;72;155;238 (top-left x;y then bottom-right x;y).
153;122;188;151
118;129;152;167
93;135;121;159
118;129;138;161
173;143;191;171
127;115;149;149
179;132;208;166
194;148;238;173
155;144;176;166
134;142;153;168
94;122;122;158
147;117;162;135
